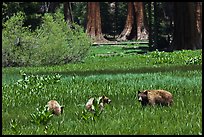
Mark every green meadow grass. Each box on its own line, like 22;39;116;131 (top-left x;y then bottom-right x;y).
2;47;202;135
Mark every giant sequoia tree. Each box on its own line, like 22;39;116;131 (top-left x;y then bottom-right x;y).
134;2;148;40
117;2;148;41
172;2;202;50
117;2;135;41
85;2;107;42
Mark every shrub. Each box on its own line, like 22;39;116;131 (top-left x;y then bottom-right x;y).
14;71;62;92
147;50;174;64
146;50;202;65
30;106;54;134
2;12;36;67
2;11;91;67
185;56;202;65
34;12;91;66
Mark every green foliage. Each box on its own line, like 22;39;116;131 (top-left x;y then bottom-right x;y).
2;2;24;25
2;11;91;67
77;97;104;122
2;12;36;67
2;69;202;135
30;107;53;126
14;71;61;91
34;12;91;66
30;106;54;134
10;119;22;135
185;55;202;65
2;2;43;30
146;49;202;65
2;47;202;135
72;2;87;27
147;50;174;64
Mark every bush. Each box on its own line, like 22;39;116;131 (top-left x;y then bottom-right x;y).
34;12;91;66
185;56;202;65
146;49;202;65
2;12;36;67
2;11;91;67
147;50;174;64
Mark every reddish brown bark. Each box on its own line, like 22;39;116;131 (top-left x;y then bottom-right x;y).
85;2;108;42
117;2;148;41
134;2;148;40
117;2;135;41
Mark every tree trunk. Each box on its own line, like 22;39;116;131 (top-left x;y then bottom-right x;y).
48;2;60;13
86;2;108;43
64;2;73;24
172;2;202;50
148;2;153;50
153;2;159;49
117;2;148;41
117;2;135;41
195;2;202;36
134;2;148;40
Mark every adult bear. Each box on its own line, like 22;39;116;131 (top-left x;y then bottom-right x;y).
137;90;173;106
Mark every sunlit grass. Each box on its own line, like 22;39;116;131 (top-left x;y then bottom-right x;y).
2;48;202;135
2;70;202;135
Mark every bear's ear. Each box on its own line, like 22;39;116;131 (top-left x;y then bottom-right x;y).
61;106;64;114
144;90;148;95
138;90;141;94
102;95;105;99
45;105;49;110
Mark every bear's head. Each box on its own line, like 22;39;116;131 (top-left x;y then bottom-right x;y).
137;90;149;106
53;106;64;116
100;95;111;104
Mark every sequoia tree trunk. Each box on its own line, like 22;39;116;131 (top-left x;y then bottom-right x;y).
172;2;202;50
117;2;148;41
117;2;135;41
134;2;148;40
85;2;108;43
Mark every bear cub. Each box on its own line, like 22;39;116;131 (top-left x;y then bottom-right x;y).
85;95;111;112
46;100;64;116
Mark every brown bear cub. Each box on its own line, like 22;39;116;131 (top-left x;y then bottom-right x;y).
85;95;111;112
46;100;64;116
137;90;173;106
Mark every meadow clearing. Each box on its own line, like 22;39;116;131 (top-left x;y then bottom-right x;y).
2;45;202;135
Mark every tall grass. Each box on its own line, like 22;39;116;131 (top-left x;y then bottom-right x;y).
2;70;202;135
2;48;202;135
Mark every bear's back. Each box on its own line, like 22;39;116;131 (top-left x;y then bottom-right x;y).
147;90;173;106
